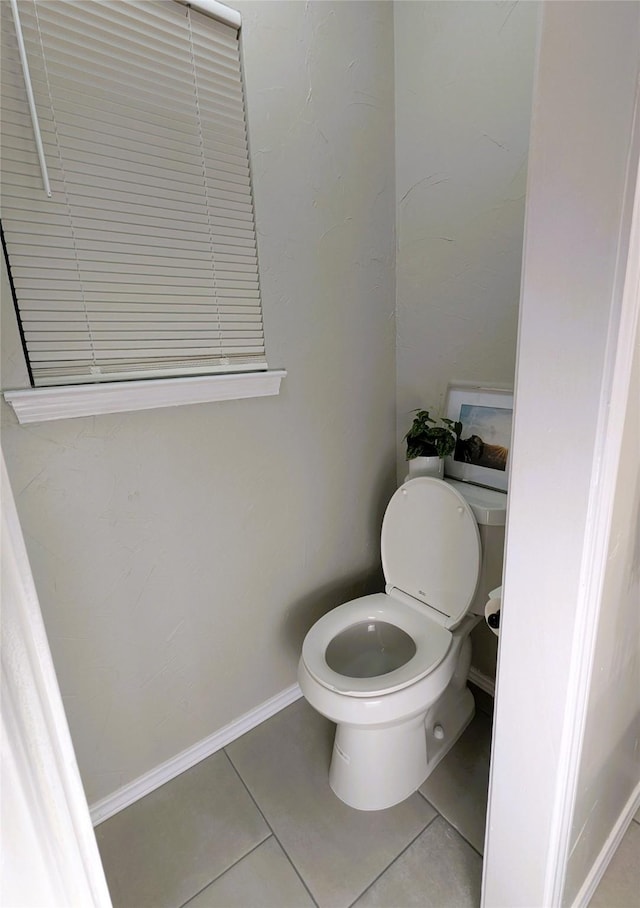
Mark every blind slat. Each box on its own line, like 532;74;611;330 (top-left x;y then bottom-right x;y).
1;0;266;384
20;302;264;315
10;250;259;270
25;113;252;168
2;152;254;205
33;1;241;61
16;291;262;305
25;314;263;326
29;344;264;362
24;332;263;344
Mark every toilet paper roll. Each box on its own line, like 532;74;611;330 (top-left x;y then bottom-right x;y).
484;585;502;637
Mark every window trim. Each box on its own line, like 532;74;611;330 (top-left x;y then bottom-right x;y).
175;0;241;30
3;369;286;424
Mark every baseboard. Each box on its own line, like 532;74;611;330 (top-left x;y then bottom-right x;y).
571;780;640;908
89;682;303;826
468;666;496;697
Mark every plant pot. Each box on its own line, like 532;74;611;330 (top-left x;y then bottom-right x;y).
407;456;444;480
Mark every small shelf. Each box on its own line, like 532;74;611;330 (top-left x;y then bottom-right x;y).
4;370;287;424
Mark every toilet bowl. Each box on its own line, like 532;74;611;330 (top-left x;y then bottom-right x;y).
298;476;507;811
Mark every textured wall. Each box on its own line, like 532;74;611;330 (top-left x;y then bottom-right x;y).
394;0;538;683
2;0;542;809
394;0;537;443
1;0;396;805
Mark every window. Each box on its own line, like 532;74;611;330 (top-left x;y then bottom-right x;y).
1;0;284;421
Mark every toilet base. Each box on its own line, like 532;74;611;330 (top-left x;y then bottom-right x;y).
328;683;475;811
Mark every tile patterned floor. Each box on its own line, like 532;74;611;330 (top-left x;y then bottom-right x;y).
97;698;489;908
96;697;640;908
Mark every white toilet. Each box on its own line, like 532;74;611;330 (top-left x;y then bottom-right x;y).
298;476;507;811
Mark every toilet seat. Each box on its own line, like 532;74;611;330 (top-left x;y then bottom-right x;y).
301;592;452;697
301;479;483;699
381;478;481;628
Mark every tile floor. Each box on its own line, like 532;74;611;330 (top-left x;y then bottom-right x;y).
96;697;490;908
96;695;640;908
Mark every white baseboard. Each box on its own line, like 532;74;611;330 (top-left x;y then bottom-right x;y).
571;780;640;908
91;670;497;826
89;682;303;826
468;666;496;697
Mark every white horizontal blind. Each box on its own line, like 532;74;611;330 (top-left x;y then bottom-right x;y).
1;0;266;386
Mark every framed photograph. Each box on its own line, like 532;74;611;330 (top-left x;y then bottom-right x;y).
444;384;514;491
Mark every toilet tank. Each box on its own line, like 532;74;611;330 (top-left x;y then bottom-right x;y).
445;479;506;617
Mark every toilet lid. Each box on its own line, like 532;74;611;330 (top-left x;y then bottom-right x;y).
381;478;481;628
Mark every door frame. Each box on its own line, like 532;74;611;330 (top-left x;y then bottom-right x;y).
1;453;112;907
482;3;640;904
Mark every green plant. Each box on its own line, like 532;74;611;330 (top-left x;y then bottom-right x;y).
404;409;461;460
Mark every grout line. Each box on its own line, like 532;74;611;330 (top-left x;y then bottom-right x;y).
267;829;321;908
345;811;441;908
442;813;485;860
468;841;485;860
417;790;486;859
223;748;320;908
178;834;273;908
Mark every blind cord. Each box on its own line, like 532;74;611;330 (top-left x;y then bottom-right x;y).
9;0;51;198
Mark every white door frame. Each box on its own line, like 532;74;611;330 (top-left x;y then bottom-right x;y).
1;454;112;907
541;87;640;907
482;2;640;904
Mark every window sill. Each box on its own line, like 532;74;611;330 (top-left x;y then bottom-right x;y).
3;370;287;424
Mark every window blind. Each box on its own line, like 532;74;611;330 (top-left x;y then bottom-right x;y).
1;0;267;387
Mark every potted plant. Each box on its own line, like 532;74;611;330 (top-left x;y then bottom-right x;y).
404;409;461;479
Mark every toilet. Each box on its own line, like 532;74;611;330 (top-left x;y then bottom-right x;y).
298;476;507;811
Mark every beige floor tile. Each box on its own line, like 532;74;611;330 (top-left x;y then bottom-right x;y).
96;751;270;908
184;837;315;908
419;710;492;854
226;699;436;908
353;816;482;908
589;821;640;908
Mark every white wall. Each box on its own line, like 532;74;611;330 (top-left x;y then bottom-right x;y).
483;2;640;905
394;0;538;683
1;0;396;805
394;0;538;440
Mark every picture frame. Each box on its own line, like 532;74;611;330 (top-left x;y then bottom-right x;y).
444;384;514;492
